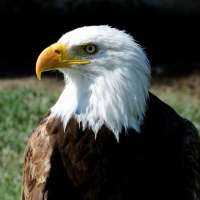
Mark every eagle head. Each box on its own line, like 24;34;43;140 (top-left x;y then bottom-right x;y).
36;25;151;140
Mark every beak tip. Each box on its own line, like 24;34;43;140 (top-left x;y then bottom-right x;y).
36;71;41;80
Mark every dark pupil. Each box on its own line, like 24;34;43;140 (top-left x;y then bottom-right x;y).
88;46;94;52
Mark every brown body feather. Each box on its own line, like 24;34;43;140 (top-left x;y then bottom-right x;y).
22;93;200;200
22;115;59;200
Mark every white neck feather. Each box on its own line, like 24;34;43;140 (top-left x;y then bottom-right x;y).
51;61;150;140
50;25;151;140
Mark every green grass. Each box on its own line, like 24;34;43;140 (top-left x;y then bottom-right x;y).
0;77;199;200
0;78;61;200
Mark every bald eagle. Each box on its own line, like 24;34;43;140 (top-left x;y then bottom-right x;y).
22;26;200;200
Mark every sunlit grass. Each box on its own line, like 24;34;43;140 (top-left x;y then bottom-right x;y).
0;78;61;200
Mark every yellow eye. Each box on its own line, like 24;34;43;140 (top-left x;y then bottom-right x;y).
84;44;97;54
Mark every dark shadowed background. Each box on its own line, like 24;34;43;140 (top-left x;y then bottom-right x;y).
1;0;200;76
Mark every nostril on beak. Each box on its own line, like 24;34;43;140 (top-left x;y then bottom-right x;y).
54;49;61;55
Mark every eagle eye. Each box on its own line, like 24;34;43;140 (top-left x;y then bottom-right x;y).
84;44;97;54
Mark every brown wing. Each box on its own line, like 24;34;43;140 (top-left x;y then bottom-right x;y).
21;113;63;200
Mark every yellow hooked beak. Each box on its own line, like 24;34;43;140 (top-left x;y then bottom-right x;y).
35;43;90;80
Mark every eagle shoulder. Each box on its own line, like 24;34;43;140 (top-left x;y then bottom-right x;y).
21;113;63;200
182;119;200;198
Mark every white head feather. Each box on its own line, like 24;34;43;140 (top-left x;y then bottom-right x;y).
51;25;151;140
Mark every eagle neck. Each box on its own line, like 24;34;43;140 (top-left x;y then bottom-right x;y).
51;67;149;140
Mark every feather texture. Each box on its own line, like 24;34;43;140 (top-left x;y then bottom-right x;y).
51;26;150;140
22;94;200;200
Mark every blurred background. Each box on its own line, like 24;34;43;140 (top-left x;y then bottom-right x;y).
0;1;200;199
